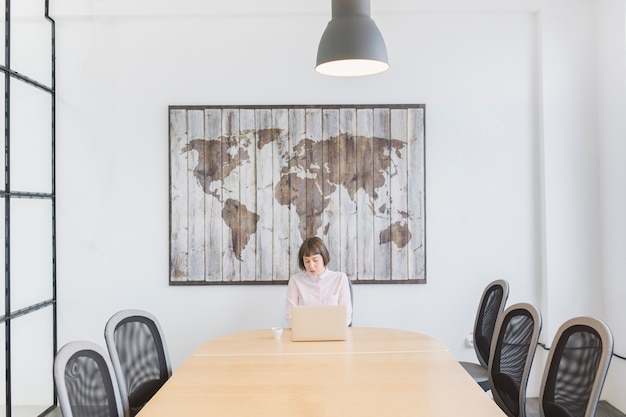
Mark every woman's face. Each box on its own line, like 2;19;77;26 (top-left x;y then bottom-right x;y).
303;254;326;276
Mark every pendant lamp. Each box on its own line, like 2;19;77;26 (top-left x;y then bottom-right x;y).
316;0;389;77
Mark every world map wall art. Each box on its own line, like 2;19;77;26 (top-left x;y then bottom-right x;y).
169;104;426;285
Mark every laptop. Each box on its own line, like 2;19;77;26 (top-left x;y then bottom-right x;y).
290;305;348;342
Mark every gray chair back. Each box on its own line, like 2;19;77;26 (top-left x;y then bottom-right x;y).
54;340;127;417
105;309;172;417
489;303;542;417
539;317;613;417
460;279;510;391
474;279;510;367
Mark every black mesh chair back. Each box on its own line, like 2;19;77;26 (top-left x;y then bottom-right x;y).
54;341;126;417
105;309;172;417
475;280;510;367
539;317;613;417
460;279;509;390
489;303;542;417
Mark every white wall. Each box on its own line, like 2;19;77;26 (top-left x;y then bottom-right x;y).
45;0;626;409
596;0;626;412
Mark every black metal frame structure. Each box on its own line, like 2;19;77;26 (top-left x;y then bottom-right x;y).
0;0;56;416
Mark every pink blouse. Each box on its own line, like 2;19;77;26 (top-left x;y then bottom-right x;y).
285;269;352;326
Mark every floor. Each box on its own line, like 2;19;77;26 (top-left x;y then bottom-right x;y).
525;399;625;417
0;407;59;417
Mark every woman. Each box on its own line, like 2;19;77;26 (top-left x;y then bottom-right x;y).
285;237;352;326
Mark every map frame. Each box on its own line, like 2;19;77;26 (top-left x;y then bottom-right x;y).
169;104;426;285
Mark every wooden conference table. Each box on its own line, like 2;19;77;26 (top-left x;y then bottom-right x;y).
137;327;506;417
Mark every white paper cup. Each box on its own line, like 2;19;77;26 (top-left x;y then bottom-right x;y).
271;327;283;340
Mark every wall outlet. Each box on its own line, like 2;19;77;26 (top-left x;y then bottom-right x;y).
465;332;474;348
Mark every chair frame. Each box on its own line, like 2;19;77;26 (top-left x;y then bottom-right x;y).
538;316;613;417
54;340;127;417
104;309;172;416
347;276;353;326
488;302;542;417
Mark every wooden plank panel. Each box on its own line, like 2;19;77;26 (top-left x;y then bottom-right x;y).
287;109;306;277
305;108;323;239
187;110;206;281
407;108;426;282
255;108;273;282
272;109;291;281
239;109;257;282
322;109;341;271
221;109;240;282
373;108;391;280
169;109;189;282
339;108;358;280
356;109;374;280
204;109;223;282
389;109;409;280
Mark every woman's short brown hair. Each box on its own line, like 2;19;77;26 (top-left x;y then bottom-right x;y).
298;237;330;270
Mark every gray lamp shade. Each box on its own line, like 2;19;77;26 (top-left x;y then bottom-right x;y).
316;0;389;77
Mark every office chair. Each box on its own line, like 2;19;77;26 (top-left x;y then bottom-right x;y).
538;317;613;417
105;309;172;417
54;340;127;417
460;279;510;390
489;303;542;417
